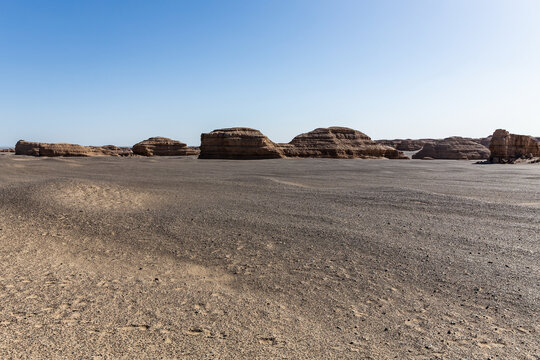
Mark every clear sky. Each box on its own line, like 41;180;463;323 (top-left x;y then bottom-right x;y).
1;0;539;146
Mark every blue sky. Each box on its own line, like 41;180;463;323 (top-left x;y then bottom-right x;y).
1;0;539;146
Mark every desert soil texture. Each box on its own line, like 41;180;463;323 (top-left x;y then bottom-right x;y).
0;153;538;359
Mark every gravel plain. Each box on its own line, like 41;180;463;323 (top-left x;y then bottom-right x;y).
0;153;538;359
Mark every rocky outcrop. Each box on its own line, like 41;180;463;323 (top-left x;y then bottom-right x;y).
184;146;200;155
15;140;132;157
472;136;492;148
132;137;199;156
0;148;14;153
282;127;408;159
412;137;490;160
101;146;133;157
376;139;436;151
199;128;285;159
379;136;493;153
488;129;540;163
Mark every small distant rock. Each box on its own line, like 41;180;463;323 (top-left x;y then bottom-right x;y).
412;137;490;160
15;140;133;157
100;145;133;156
376;139;436;151
132;137;199;156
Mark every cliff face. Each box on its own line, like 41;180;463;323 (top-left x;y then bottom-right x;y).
283;127;407;159
489;129;540;163
199;128;285;159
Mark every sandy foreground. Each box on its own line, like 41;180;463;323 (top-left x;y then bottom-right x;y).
0;153;538;359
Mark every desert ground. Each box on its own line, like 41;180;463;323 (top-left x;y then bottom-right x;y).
0;153;538;359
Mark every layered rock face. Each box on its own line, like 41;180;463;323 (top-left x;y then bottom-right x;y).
132;137;199;156
15;140;132;157
283;127;408;159
184;146;201;155
199;128;285;159
412;137;490;160
376;139;436;151
99;145;133;156
489;129;540;163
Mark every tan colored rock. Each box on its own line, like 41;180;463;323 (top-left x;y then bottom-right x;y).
15;140;132;157
184;146;201;156
488;129;540;163
132;137;198;156
412;137;490;160
199;128;284;159
282;127;408;159
472;136;492;148
100;145;133;157
379;136;494;153
376;139;436;151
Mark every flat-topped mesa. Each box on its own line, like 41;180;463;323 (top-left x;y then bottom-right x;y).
412;137;490;160
282;127;408;159
489;129;540;164
199;128;284;159
15;140;132;157
376;139;436;152
132;137;198;156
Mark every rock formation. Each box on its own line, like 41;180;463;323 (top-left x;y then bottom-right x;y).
282;127;408;159
185;146;200;155
132;137;199;156
472;136;492;148
15;140;132;157
376;139;436;152
0;148;14;153
412;137;490;160
488;129;540;163
199;128;285;159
